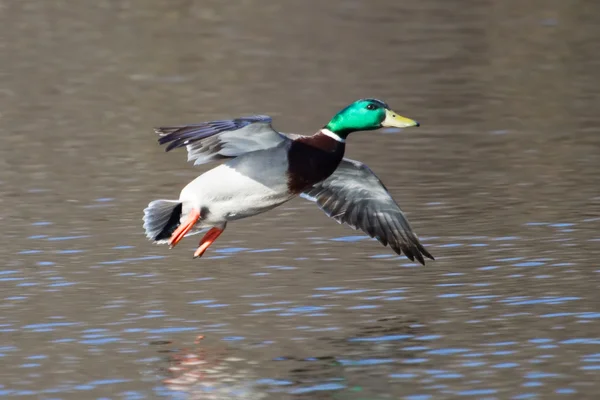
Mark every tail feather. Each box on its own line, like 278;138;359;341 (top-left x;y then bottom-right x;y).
143;200;182;243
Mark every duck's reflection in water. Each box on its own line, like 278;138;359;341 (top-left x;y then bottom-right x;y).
160;337;267;400
157;316;423;399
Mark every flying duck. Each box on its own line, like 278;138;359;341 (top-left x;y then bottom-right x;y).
143;99;434;264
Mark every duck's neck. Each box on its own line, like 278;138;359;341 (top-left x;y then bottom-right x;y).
296;129;346;153
319;128;346;143
286;129;346;194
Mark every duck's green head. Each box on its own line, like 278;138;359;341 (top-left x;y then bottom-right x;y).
324;98;419;139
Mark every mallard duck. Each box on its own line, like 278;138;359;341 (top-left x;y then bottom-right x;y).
143;98;434;264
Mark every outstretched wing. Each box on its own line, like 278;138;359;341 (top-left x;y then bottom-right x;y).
155;115;288;165
302;158;434;264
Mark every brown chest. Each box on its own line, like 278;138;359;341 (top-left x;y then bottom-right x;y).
286;133;345;194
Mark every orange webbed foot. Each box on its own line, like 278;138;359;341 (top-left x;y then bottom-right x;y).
168;208;201;248
193;226;225;258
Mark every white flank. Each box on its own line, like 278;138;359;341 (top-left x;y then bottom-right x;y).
179;148;294;227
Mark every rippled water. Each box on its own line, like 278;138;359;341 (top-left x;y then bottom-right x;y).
1;1;599;399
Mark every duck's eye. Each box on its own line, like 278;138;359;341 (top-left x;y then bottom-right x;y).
366;104;377;110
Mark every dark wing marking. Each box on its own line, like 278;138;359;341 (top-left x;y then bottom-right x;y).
302;158;434;264
155;115;287;165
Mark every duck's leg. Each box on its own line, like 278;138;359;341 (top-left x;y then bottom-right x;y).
168;208;201;248
193;224;226;258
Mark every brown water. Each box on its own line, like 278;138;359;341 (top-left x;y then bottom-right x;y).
1;1;599;399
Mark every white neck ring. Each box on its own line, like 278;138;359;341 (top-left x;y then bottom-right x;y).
320;128;345;143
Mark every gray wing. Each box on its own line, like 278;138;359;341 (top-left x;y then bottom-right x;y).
156;115;288;165
302;158;434;265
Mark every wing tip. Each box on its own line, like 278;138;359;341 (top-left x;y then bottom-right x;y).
413;244;435;265
155;126;182;137
388;241;434;265
418;244;435;262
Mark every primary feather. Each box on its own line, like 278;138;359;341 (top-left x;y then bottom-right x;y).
302;158;434;265
155;115;287;165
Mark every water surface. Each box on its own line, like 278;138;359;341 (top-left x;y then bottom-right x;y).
1;0;599;398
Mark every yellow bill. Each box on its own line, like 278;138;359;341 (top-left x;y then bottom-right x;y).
382;109;420;128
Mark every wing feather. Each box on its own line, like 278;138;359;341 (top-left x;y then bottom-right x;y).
302;158;434;264
155;115;287;165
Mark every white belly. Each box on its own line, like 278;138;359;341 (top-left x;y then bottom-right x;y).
179;153;293;226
